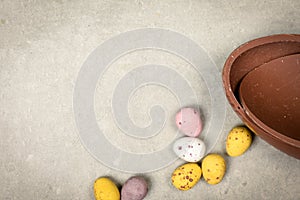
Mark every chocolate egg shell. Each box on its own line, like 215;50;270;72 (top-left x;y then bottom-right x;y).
222;34;300;159
239;54;300;141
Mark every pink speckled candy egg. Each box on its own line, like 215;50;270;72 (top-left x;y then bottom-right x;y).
176;108;203;137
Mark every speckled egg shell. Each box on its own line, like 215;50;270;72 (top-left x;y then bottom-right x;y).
172;163;202;191
202;154;226;185
226;126;252;157
176;108;203;137
173;137;206;162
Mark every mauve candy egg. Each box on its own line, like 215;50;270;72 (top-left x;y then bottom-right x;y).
121;176;148;200
176;107;203;137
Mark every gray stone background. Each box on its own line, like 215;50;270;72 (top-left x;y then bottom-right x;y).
0;0;299;199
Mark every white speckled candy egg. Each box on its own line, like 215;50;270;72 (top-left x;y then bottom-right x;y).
173;137;206;162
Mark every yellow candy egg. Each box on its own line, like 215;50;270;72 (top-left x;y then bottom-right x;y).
171;163;202;191
94;177;120;200
202;154;226;185
226;126;252;157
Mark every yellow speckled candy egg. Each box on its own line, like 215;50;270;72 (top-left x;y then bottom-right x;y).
171;163;202;191
226;126;252;157
94;177;120;200
202;154;226;185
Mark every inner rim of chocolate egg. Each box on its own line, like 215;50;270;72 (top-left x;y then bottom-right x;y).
239;54;300;141
230;41;300;97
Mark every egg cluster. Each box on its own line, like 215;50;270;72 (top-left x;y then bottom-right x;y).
171;107;253;190
93;107;253;199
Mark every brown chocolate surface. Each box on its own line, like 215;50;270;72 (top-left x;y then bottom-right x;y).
230;41;300;96
239;54;300;140
222;34;300;159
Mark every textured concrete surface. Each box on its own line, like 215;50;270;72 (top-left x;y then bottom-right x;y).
1;0;300;199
